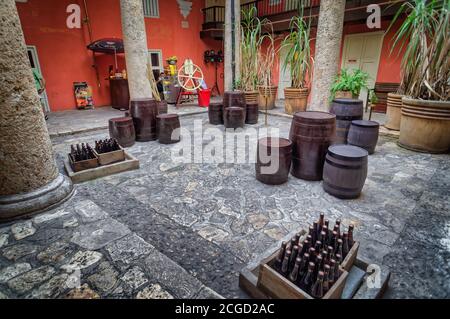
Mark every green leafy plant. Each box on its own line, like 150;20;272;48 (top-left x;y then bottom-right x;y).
330;68;370;100
280;5;313;89
388;0;449;101
369;89;378;105
257;24;276;88
239;7;264;91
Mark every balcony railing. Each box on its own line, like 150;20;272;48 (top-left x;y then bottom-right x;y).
201;0;407;39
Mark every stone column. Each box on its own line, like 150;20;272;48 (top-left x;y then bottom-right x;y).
0;0;73;221
309;0;346;111
224;0;241;92
120;0;152;99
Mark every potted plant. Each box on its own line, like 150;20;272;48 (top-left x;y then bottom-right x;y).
390;0;449;153
238;7;264;104
280;8;313;115
330;68;370;100
257;28;278;110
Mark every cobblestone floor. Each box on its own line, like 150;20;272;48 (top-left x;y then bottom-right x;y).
1;113;449;299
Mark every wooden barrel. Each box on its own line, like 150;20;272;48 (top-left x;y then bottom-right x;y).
108;117;136;147
157;100;168;114
130;98;158;142
224;107;245;129
157;114;181;144
256;138;292;185
399;98;450;154
348;120;380;155
330;98;364;144
323;145;368;199
208;102;224;125
246;102;259;125
290;111;336;181
223;91;246;109
385;93;403;131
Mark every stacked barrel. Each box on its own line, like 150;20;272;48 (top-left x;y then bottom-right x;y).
256;97;380;200
209;91;259;128
109;97;181;147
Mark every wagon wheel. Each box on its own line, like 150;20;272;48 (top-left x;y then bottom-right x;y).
177;63;204;92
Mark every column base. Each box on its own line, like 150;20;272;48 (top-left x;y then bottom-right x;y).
0;174;74;222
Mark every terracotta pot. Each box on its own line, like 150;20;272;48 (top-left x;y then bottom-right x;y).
398;98;450;154
284;88;309;115
258;85;278;110
244;90;259;104
335;91;354;99
384;93;403;131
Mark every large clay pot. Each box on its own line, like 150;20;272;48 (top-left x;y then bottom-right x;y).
384;93;403;131
244;90;259;104
284;87;309;115
258;85;278;110
335;91;354;99
398;98;450;154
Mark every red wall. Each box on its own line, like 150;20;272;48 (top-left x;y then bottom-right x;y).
17;0;223;111
270;20;403;92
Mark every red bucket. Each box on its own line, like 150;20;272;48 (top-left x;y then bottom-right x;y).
198;88;211;107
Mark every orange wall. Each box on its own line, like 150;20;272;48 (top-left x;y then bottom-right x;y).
270;20;403;92
17;0;223;111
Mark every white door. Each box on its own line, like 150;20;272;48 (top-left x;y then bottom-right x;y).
341;32;384;106
27;46;50;112
278;46;292;99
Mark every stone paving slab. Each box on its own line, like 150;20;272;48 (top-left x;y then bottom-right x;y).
1;112;449;299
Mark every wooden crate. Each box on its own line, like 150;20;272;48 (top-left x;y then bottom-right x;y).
65;151;139;184
93;146;126;166
256;251;349;299
68;153;99;172
341;241;360;272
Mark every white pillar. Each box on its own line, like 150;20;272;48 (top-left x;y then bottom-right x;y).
224;0;241;92
309;0;346;111
120;0;152;99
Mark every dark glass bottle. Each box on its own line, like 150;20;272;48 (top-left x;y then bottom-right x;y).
308;248;316;263
348;224;355;247
318;213;325;229
302;240;310;255
321;227;329;246
311;271;325;299
314;255;324;282
294;232;301;246
342;232;350;258
312;221;319;243
335;253;343;265
335;239;344;260
329;259;336;285
290;245;299;269
335;219;341;234
333;258;340;283
281;250;292;277
314;241;322;254
323;265;331;293
301;262;315;292
288;257;302;283
274;241;287;271
308;226;316;244
327;246;334;263
298;253;310;280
